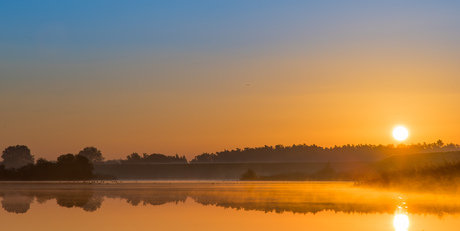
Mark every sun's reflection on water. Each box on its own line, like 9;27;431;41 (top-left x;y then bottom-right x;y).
394;196;409;231
394;214;409;231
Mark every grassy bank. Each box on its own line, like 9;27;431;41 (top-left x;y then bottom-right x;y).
94;162;371;180
239;163;358;181
360;161;460;193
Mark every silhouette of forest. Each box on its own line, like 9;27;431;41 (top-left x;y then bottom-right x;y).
191;140;460;163
2;141;460;181
0;153;93;181
123;152;187;164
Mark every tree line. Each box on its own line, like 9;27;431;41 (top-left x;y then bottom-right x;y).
190;140;460;163
0;147;93;181
0;145;107;180
2;140;459;173
0;145;188;177
123;152;187;164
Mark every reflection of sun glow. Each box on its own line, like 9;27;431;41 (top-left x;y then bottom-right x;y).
394;214;409;231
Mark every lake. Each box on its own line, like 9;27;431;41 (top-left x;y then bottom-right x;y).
0;181;459;231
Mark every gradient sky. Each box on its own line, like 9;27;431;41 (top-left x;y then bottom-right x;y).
1;1;460;160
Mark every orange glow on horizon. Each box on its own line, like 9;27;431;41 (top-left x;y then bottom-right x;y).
1;36;459;160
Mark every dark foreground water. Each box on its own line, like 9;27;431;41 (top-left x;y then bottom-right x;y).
0;181;459;231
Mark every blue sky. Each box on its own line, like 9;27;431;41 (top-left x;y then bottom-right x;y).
2;1;458;62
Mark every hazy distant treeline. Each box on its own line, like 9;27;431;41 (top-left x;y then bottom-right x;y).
123;152;187;164
191;140;460;163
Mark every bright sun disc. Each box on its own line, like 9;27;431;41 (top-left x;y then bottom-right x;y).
393;126;409;141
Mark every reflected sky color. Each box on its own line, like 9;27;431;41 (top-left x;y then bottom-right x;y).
3;198;459;231
1;1;460;159
1;182;460;231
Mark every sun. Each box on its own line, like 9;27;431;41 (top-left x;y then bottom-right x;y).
393;126;409;141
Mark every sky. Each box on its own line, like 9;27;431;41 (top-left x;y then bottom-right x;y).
1;1;460;160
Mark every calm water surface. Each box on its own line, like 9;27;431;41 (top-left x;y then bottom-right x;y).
0;181;459;231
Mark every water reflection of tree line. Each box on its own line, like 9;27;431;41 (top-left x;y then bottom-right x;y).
0;190;103;213
0;185;190;213
1;193;34;214
1;183;460;217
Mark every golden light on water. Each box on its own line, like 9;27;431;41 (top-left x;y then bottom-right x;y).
394;214;409;231
393;126;409;141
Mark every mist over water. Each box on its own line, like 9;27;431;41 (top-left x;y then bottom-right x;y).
1;182;460;231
